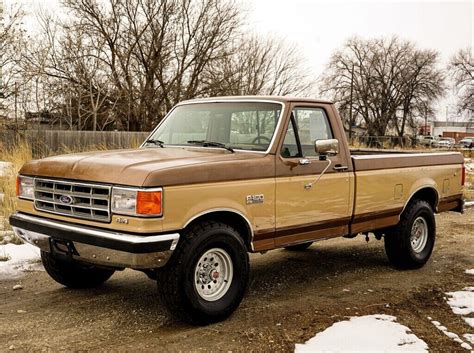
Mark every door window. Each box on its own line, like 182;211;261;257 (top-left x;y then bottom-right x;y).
280;107;333;157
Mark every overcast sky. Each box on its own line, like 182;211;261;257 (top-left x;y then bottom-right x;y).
6;0;474;120
247;0;472;76
245;0;473;120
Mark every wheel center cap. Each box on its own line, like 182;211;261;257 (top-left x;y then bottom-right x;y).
211;270;220;280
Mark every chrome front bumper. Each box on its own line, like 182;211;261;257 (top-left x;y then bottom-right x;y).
10;213;180;270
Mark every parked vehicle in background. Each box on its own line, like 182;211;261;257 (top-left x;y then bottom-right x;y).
418;135;437;147
432;137;455;148
10;96;465;324
459;137;474;148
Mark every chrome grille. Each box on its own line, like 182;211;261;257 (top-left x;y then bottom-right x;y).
34;178;111;222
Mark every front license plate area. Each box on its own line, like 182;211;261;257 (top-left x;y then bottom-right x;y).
50;238;79;258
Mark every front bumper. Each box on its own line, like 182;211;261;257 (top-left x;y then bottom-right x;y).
9;213;180;269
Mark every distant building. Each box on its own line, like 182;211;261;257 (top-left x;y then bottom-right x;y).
430;120;474;141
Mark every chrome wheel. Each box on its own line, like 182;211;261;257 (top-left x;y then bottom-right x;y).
194;248;233;301
410;216;428;253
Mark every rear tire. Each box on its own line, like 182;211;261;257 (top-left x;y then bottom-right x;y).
156;221;249;325
284;242;313;251
384;200;435;269
41;251;115;288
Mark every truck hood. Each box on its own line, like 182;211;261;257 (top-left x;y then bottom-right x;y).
20;147;274;187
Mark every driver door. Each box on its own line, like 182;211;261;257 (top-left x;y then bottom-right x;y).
275;104;353;247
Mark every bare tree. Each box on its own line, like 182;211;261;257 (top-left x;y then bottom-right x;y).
448;47;473;113
203;35;312;96
0;2;26;120
320;36;445;138
13;0;314;131
393;49;445;137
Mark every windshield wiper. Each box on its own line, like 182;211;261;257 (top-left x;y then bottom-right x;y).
187;140;234;153
144;139;165;148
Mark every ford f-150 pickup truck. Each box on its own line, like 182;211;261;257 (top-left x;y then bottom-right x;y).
10;96;465;324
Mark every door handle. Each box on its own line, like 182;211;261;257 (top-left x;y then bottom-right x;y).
333;165;348;171
299;159;311;165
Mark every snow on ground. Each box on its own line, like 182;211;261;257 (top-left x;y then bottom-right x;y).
428;269;474;351
0;243;43;280
430;319;472;350
294;315;428;353
446;269;474;330
446;287;474;316
464;333;474;344
464;318;474;329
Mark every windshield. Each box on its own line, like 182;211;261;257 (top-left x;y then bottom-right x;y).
147;102;283;152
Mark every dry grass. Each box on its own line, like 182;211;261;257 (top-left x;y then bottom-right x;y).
0;140;34;233
465;171;474;201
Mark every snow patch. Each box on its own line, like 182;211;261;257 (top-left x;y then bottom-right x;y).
463;317;474;328
294;315;428;353
446;287;474;316
464;334;474;344
0;243;43;280
466;269;474;275
430;320;472;350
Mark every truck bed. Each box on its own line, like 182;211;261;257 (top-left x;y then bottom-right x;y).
349;150;464;234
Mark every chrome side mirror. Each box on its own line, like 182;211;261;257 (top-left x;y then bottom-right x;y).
315;139;339;157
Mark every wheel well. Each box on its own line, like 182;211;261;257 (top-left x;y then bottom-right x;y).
185;211;253;251
406;187;438;212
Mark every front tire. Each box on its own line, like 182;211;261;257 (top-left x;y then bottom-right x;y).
384;200;435;269
41;251;115;288
156;221;249;325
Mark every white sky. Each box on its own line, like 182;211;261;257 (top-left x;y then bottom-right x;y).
245;0;473;120
246;0;472;75
5;0;474;120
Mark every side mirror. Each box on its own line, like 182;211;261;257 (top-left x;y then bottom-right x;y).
315;139;339;157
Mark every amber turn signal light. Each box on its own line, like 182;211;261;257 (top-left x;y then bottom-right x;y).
16;176;20;196
136;190;162;216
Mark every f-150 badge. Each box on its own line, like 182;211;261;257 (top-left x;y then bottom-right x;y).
246;194;264;204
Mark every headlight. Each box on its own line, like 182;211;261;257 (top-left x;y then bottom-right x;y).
112;187;162;217
16;176;35;200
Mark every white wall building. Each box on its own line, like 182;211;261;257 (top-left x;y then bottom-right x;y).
431;120;474;137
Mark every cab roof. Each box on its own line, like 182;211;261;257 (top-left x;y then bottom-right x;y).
179;96;333;105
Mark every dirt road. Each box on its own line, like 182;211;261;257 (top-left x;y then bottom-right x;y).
1;210;473;352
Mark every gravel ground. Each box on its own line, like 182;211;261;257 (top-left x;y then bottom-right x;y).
0;209;473;352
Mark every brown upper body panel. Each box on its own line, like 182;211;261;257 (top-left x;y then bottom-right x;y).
20;147;274;187
352;152;464;171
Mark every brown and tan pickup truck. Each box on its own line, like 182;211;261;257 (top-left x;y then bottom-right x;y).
10;96;465;324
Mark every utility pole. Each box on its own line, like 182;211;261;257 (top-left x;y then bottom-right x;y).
445;105;448;137
424;106;428;136
348;64;354;141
